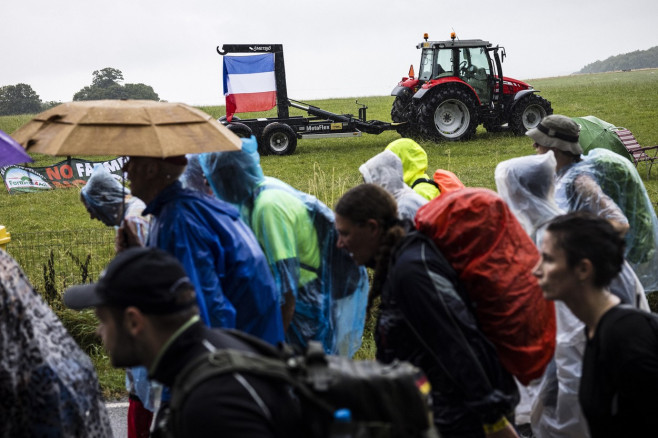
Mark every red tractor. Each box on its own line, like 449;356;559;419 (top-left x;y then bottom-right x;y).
391;33;553;141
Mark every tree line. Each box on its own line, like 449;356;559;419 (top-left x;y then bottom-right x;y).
578;46;658;74
0;68;160;116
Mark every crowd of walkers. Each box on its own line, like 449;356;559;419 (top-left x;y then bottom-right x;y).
1;114;658;438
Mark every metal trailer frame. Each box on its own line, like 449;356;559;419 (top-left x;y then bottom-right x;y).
217;44;398;155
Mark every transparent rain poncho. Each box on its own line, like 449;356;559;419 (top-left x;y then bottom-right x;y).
386;138;440;201
200;137;368;356
495;153;562;245
359;150;428;221
180;154;212;195
79;165;156;411
0;250;113;437
80;165;145;227
555;148;658;292
496;153;648;437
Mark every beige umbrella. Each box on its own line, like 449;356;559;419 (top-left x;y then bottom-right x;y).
12;100;242;157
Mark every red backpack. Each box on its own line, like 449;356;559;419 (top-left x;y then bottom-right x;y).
415;188;555;385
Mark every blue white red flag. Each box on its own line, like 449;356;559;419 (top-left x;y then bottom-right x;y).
223;54;277;122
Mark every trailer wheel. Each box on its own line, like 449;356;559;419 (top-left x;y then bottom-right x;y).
226;122;253;138
261;123;297;155
417;84;479;142
509;94;552;135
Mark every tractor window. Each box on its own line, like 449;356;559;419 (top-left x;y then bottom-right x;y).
435;49;453;78
419;49;434;81
459;47;492;103
469;48;491;74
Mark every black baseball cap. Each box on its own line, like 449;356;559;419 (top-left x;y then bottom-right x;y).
64;247;196;314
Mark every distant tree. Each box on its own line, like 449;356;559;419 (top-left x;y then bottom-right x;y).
578;46;658;74
123;83;159;100
0;83;43;115
42;100;62;111
73;68;160;101
92;67;124;88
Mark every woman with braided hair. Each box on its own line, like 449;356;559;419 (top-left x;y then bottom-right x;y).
334;184;519;438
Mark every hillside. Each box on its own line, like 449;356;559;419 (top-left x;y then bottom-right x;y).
578;46;658;73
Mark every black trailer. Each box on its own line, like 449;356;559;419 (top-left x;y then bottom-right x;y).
217;44;400;155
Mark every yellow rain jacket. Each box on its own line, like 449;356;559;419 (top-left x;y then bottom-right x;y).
385;138;440;201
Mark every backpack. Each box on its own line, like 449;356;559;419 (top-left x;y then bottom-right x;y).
415;188;556;385
432;169;465;195
164;330;438;438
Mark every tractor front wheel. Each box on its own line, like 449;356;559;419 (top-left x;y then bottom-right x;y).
261;123;297;155
417;85;479;141
391;87;418;137
509;94;552;135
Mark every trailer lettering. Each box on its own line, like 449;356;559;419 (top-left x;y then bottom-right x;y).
305;125;330;132
249;46;272;52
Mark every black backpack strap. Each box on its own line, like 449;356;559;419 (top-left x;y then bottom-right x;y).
411;177;439;190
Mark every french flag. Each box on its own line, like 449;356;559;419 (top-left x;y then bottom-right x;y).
223;54;277;122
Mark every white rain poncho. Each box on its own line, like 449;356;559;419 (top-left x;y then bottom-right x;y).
495;153;562;245
359;150;428;221
555;148;658;292
200;137;369;356
496;153;648;438
0;250;112;437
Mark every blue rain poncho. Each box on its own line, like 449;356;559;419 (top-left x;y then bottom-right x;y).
200;137;369;356
143;179;284;346
359;150;428;221
555;148;658;292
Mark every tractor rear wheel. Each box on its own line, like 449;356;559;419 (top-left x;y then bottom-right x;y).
509;94;552;135
261;122;297;155
417;85;479;141
391;87;417;137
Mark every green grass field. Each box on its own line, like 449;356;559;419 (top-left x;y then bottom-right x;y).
1;69;657;397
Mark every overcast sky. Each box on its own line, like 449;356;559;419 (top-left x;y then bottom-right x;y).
3;0;657;107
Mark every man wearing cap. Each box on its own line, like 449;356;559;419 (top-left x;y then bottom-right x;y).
64;247;306;438
526;114;629;236
118;155;284;345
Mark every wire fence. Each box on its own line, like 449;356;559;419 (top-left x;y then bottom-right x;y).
6;228;115;300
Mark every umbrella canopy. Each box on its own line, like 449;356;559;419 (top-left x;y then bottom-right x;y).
571;115;632;162
11;100;242;157
0;128;33;166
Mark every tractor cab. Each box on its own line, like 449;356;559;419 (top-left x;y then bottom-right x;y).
416;35;499;105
